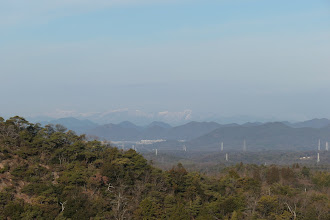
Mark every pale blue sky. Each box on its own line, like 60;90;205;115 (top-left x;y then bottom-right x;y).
1;0;330;121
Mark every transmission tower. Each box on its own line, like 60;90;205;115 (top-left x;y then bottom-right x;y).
153;149;158;156
326;142;328;151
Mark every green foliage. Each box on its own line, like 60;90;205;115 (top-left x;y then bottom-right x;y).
59;165;86;187
134;198;162;219
280;167;295;181
11;165;28;178
3;201;25;220
270;184;295;196
0;117;329;220
256;195;280;217
63;193;96;220
167;163;188;194
166;202;190;220
231;210;238;220
0;164;10;173
312;171;330;188
275;210;292;220
301;166;310;177
237;177;261;194
21;183;60;201
219;195;245;216
266;166;280;184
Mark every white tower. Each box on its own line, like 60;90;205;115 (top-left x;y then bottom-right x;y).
326;142;328;151
183;145;187;152
317;153;320;163
225;153;228;161
221;142;224;151
318;139;321;151
154;149;158;156
132;145;135;150
243;140;247;152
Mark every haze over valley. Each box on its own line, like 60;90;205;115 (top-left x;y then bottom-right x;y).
1;1;329;219
29;116;330;167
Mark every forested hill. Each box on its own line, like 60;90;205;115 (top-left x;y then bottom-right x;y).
0;116;329;219
189;122;330;151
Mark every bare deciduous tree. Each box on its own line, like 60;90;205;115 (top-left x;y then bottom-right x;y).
59;201;67;212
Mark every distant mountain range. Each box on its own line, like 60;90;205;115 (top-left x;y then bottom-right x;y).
31;109;193;125
188;122;330;151
39;117;99;134
37;117;330;151
32;108;316;125
86;121;224;141
29;108;330;128
289;118;330;129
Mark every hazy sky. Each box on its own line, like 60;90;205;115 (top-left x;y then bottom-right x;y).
1;0;330;121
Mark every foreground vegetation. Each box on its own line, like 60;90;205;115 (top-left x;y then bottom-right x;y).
0;116;329;219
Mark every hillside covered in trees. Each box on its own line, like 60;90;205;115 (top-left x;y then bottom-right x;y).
0;116;329;219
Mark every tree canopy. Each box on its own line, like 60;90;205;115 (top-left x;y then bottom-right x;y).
0;117;329;219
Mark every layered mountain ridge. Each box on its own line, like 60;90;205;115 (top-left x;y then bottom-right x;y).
37;117;330;151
